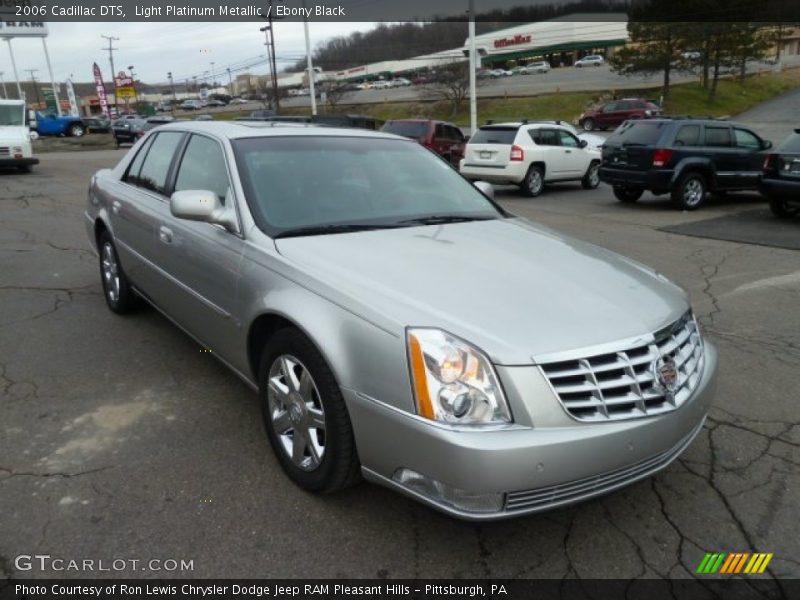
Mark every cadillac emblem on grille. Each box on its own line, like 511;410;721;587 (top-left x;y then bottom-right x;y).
654;357;679;399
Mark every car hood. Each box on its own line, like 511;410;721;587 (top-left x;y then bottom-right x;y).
275;218;689;365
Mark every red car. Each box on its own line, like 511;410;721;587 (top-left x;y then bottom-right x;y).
579;98;662;132
381;119;466;166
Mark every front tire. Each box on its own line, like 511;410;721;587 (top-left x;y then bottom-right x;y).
613;186;643;203
582;162;601;189
98;231;138;314
672;172;707;210
769;196;800;218
259;328;361;494
582;118;595;132
520;165;545;197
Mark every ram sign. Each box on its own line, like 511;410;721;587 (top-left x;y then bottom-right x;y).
0;20;49;37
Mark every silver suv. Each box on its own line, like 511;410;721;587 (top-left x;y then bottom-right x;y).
86;122;716;519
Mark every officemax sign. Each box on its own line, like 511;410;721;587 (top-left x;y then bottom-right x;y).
493;34;532;49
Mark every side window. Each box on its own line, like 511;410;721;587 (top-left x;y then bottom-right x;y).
529;129;541;144
558;130;580;147
174;135;230;203
734;128;761;150
123;135;155;186
448;126;464;142
137;132;184;195
603;102;620;113
704;127;732;148
434;123;446;139
675;125;701;146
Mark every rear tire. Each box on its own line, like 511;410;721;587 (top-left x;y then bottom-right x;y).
97;231;138;314
613;186;643;203
582;162;600;189
769;196;800;218
671;172;707;210
521;165;545;197
68;123;85;137
259;328;361;494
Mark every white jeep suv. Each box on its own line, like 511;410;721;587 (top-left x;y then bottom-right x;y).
460;122;602;197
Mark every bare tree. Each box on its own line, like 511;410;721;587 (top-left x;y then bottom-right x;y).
317;80;351;111
420;63;479;118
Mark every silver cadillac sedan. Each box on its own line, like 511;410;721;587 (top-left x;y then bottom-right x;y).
85;122;717;520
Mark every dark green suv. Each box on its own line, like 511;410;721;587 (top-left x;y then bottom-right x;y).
599;118;772;210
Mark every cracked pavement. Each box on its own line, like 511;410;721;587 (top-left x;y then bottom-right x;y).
0;149;798;582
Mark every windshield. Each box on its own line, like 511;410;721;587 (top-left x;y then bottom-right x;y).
381;121;427;138
0;104;25;127
233;136;503;237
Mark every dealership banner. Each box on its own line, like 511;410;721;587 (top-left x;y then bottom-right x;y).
65;78;79;117
92;62;109;118
0;0;798;22
2;579;799;600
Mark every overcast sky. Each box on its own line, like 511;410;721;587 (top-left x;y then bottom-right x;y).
2;21;375;85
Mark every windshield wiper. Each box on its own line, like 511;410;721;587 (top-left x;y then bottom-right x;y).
397;215;496;226
274;223;402;239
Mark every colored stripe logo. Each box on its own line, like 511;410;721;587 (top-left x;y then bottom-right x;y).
696;552;773;574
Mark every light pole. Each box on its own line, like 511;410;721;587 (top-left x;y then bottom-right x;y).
210;61;215;88
128;65;139;108
167;71;176;100
0;71;7;99
226;67;233;96
303;1;317;115
468;0;477;136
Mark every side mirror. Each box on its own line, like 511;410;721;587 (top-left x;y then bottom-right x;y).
170;190;238;232
473;180;494;199
762;140;773;150
579;139;589;148
463;135;470;143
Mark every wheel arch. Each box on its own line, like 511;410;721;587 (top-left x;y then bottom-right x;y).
672;160;715;188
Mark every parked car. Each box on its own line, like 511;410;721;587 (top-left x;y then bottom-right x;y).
760;128;800;218
391;77;412;87
490;69;513;77
83;116;112;134
460;121;601;196
682;50;703;61
195;114;214;121
579;98;663;132
229;97;249;104
250;109;277;119
180;100;203;111
0;99;38;172
520;61;551;74
112;117;173;147
32;111;86;137
86;121;716;519
574;55;605;67
599;118;772;210
382;119;466;166
206;99;226;108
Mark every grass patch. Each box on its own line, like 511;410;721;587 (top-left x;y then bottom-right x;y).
193;69;800;127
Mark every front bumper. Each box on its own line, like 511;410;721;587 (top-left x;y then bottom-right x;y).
599;166;673;193
348;341;717;520
0;157;39;167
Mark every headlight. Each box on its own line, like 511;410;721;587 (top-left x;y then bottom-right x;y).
407;328;511;425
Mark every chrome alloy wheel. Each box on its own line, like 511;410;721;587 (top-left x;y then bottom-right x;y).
588;164;600;187
101;242;120;303
528;169;543;195
267;355;326;471
683;178;705;207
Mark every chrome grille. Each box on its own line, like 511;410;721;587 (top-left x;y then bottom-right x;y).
505;419;704;512
0;147;9;157
540;312;704;422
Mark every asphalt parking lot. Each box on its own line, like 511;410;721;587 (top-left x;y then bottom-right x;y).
1;148;799;581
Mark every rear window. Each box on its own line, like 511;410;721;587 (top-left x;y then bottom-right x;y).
381;121;428;138
610;121;666;145
470;127;518;145
778;133;800;152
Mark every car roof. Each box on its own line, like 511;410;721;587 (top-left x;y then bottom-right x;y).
153;120;407;141
480;121;571;129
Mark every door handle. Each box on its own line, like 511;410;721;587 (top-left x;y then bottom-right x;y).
159;226;173;244
112;201;121;215
565;150;572;153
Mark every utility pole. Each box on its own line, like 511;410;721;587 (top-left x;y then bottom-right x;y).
101;35;119;112
468;0;477;136
303;0;317;115
210;61;215;88
260;0;282;112
26;69;41;108
226;67;233;96
167;71;176;100
0;71;7;99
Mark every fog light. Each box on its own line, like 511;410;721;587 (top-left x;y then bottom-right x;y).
392;468;504;513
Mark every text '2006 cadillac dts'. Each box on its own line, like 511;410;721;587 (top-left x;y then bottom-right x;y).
85;121;717;519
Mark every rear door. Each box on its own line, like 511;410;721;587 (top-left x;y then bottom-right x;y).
463;126;518;169
595;102;621;129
